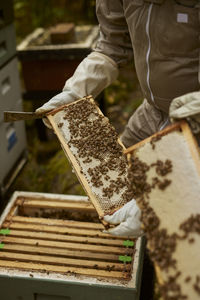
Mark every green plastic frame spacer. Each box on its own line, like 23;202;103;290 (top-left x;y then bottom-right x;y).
0;243;5;249
119;255;132;263
123;240;134;247
0;228;10;235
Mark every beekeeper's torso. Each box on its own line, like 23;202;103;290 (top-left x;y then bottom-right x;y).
95;0;200;113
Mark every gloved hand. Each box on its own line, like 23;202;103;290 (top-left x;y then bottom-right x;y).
169;91;200;134
36;90;78;129
35;51;119;128
103;199;143;237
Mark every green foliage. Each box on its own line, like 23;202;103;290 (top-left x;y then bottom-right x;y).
11;146;85;195
12;1;143;198
14;0;97;42
44;150;85;195
105;71;142;112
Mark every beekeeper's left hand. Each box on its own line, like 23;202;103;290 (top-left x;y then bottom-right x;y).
170;91;200;133
103;199;143;237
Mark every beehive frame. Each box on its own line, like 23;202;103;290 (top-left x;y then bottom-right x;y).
47;96;132;220
125;121;200;300
0;191;144;297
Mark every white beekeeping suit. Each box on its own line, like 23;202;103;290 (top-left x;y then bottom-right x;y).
36;0;200;236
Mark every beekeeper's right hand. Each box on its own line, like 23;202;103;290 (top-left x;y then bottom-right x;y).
35;52;119;128
103;199;143;237
169;91;200;134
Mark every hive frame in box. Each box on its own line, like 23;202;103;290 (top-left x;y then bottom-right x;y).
0;191;144;300
125;121;200;300
47;96;131;222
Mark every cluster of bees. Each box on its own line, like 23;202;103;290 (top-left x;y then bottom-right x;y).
127;155;186;299
128;147;200;299
151;159;173;177
179;214;200;241
62;99;132;214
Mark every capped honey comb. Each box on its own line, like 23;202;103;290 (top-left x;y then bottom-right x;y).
47;96;132;219
125;121;200;300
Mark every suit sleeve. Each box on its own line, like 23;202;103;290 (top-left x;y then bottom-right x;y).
198;50;200;87
94;0;133;67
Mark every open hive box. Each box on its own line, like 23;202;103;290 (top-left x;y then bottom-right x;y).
0;191;144;300
17;26;99;92
47;96;132;222
125;121;200;300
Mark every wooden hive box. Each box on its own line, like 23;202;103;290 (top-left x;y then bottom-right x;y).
125;121;200;300
0;191;144;300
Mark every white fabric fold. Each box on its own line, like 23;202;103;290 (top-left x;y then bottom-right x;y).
103;199;143;237
36;52;119;115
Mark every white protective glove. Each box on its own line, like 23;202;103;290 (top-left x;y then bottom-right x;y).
169;91;200;133
103;199;143;237
35;52;119;127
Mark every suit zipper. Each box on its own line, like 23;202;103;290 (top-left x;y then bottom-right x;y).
145;4;155;103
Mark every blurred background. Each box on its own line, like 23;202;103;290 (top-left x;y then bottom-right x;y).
14;0;97;43
0;1;157;299
1;0;142;201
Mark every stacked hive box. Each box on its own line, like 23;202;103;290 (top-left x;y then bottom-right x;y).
0;0;27;196
17;24;101;140
17;25;99;93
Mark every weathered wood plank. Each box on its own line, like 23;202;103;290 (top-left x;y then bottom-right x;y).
0;251;127;271
17;200;95;211
180;121;200;177
12;216;103;230
1;236;131;255
2;222;127;239
6;229;126;247
17;196;92;204
0;260;129;279
0;243;120;262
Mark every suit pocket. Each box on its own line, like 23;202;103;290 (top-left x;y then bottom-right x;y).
154;5;199;57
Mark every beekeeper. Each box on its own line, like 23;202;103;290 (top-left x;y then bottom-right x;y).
36;0;200;236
